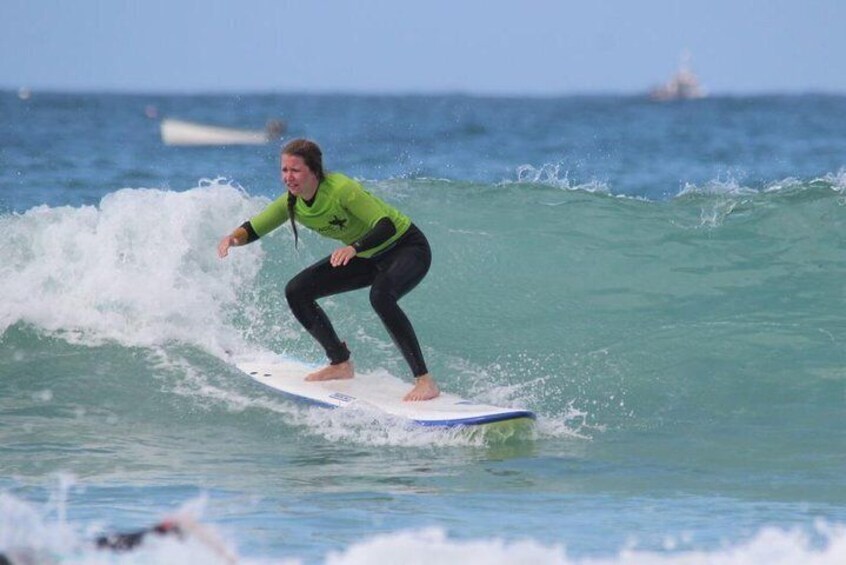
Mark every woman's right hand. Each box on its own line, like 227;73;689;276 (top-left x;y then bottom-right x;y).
217;234;236;258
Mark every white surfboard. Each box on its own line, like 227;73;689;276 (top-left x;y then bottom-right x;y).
237;360;535;429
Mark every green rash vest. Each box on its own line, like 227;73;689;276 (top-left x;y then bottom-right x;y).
249;173;412;259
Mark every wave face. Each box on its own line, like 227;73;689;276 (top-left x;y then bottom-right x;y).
3;178;844;481
2;92;846;562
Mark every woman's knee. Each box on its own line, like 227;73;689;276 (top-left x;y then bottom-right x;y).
285;273;311;305
369;285;398;315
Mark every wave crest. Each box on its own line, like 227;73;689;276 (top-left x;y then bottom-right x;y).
0;180;267;356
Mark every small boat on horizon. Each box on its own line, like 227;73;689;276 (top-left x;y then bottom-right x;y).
160;118;286;146
649;51;707;102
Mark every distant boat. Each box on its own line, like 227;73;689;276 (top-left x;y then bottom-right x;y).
649;51;706;101
160;118;285;146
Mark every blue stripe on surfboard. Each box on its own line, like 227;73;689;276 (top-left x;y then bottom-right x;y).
412;410;536;427
247;371;536;428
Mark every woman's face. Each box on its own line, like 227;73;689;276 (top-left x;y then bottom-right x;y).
281;153;319;198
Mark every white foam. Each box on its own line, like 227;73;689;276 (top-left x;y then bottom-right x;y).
296;395;491;448
677;170;846;199
820;168;846;201
676;176;756;198
4;490;846;565
325;524;846;565
0;494;239;564
450;356;594;440
0;180;270;357
510;163;611;194
325;528;568;564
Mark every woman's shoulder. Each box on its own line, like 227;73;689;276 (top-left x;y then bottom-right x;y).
324;172;358;187
323;172;364;197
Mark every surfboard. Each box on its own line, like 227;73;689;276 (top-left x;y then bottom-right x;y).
237;360;535;430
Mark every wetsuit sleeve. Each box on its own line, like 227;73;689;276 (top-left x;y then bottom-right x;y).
239;221;259;243
352;217;396;253
249;195;290;238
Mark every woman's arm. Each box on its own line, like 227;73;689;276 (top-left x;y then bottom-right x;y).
217;222;259;258
351;216;396;253
218;195;289;258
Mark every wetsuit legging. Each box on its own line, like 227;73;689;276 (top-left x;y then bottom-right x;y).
285;224;431;377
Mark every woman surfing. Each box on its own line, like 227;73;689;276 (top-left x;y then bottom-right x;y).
218;139;439;401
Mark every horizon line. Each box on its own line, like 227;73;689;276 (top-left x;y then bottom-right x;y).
4;85;846;99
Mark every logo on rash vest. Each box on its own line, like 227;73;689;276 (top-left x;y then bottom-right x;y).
316;215;349;236
328;215;347;230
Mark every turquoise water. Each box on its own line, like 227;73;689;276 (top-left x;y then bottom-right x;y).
1;91;845;563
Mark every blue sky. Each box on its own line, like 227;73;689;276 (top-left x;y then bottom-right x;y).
2;0;844;95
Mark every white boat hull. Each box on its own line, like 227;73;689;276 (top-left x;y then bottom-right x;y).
160;118;270;146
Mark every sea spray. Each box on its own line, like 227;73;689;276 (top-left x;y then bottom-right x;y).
0;180;267;356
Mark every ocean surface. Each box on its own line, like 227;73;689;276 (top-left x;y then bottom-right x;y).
1;90;845;563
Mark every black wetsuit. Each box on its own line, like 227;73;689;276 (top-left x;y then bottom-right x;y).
284;224;431;376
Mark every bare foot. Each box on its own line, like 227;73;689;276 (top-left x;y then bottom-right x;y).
305;360;354;381
403;374;440;401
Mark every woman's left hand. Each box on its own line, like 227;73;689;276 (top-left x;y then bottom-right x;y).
330;245;357;267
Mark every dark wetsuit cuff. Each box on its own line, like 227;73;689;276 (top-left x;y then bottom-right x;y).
240;221;259;243
329;342;351;365
352;217;396;253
